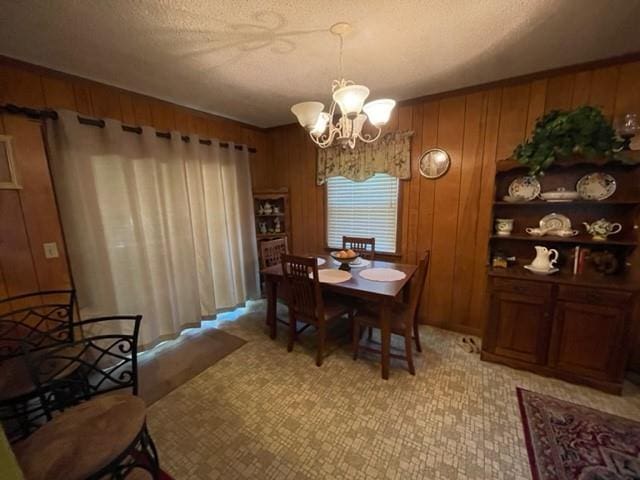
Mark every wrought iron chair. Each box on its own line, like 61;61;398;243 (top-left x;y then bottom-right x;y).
0;290;75;441
342;236;376;260
352;251;431;375
282;255;355;366
11;314;160;479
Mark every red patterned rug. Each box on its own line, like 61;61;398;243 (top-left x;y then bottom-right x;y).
517;388;640;480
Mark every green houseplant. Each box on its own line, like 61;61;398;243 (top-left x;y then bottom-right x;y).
513;106;624;175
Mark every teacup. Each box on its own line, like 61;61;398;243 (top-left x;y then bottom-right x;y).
495;218;514;236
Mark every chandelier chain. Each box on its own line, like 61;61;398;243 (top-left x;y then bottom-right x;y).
338;33;344;80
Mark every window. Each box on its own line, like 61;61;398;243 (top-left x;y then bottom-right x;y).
326;173;399;253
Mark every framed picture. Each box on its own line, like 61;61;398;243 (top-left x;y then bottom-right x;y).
0;135;20;189
418;148;450;179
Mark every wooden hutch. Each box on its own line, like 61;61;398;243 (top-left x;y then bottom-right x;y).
253;188;290;264
481;155;640;394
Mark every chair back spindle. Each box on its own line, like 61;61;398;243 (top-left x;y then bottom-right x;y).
342;236;376;260
281;255;323;323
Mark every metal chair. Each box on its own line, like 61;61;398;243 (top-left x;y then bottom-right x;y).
0;290;75;441
11;314;160;479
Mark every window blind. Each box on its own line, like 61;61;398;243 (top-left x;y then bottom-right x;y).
326;173;399;253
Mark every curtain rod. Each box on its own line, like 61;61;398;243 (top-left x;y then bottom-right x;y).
0;103;257;154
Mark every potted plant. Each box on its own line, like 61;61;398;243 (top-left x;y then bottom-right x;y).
513;106;625;176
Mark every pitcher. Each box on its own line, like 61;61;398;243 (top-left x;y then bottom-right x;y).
531;246;558;271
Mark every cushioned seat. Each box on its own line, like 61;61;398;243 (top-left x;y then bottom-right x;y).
13;394;147;480
0;356;36;401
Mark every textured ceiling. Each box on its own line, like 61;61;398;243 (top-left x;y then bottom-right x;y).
1;0;640;127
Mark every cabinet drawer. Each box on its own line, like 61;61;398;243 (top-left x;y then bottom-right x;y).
557;286;632;306
492;278;552;298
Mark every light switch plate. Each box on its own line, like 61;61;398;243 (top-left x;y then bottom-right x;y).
43;242;59;259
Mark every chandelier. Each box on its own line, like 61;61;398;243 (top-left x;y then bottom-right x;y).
290;23;396;149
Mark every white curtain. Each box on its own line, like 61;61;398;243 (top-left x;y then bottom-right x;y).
46;110;259;348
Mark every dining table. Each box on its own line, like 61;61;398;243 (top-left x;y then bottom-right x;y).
260;253;418;379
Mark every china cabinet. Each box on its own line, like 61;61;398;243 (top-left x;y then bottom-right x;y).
253;188;290;264
481;154;640;394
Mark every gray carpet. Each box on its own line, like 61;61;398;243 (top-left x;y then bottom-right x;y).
138;327;246;405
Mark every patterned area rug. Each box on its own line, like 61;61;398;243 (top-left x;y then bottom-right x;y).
517;388;640;480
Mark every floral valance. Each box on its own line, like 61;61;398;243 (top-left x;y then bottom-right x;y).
316;130;413;185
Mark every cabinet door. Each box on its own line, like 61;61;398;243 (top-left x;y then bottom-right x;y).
549;301;628;381
484;292;552;364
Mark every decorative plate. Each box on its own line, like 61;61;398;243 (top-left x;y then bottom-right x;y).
539;213;571;232
508;176;541;201
576;172;616;200
419;148;450;179
539;188;580;202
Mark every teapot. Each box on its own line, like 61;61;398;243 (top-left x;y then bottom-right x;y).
530;246;559;271
583;218;622;241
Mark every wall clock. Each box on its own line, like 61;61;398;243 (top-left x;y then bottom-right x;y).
418;148;450;179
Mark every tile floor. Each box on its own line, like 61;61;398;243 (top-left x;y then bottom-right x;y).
146;301;640;479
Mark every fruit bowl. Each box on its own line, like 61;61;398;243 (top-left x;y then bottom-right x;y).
330;250;360;271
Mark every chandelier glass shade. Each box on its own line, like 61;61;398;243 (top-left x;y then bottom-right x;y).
290;23;396;149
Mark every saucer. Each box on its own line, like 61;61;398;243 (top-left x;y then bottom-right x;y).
524;265;559;275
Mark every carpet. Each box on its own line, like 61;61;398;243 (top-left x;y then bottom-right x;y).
138;327;246;405
517;387;640;480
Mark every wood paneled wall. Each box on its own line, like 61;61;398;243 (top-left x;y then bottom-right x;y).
0;56;268;301
263;59;640;337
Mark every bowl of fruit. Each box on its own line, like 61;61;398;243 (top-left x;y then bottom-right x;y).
330;249;360;271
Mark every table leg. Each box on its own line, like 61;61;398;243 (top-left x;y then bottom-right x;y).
380;300;391;380
266;277;278;339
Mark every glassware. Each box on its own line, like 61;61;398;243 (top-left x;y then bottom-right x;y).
615;113;638;150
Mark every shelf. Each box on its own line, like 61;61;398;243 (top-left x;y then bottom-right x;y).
496;151;640;172
490;234;637;246
256;213;284;217
488;267;640;291
494;200;640;206
256;233;288;239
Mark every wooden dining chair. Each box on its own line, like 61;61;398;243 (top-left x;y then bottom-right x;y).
259;237;288;269
342;236;376;260
281;255;354;367
352;251;430;375
259;237;290;313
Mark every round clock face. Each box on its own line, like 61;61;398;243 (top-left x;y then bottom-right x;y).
419;149;450;179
